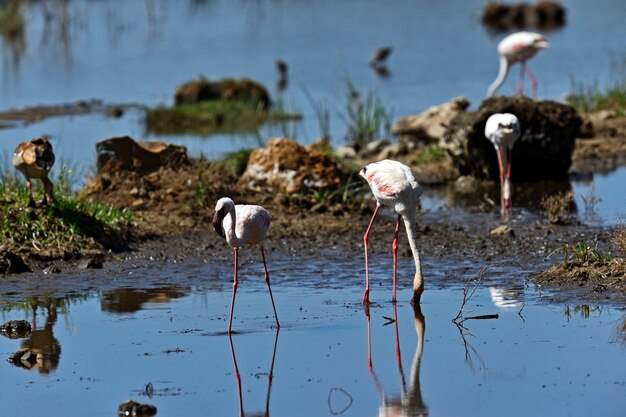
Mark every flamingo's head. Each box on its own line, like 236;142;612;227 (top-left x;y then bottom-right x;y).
534;36;549;50
212;201;227;238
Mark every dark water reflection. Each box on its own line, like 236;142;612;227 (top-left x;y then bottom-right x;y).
0;256;624;416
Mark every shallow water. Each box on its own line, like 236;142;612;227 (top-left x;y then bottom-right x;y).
0;256;624;416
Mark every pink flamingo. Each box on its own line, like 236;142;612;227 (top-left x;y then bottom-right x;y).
360;160;424;305
485;113;521;213
486;31;549;98
212;197;280;333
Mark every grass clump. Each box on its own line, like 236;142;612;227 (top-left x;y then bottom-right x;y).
540;191;573;225
220;149;252;177
342;80;392;148
610;223;626;258
415;145;446;165
567;77;626;115
563;242;610;265
0;170;132;261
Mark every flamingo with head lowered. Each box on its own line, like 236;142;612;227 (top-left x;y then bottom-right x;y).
485;113;521;213
486;31;549;98
360;160;424;305
212;197;280;334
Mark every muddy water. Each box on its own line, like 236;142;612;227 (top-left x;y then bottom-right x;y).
0;256;624;416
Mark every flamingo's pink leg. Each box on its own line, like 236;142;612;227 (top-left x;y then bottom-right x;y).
392;214;401;303
228;248;239;334
495;148;505;212
517;61;526;95
261;246;280;329
363;204;381;304
523;62;538;98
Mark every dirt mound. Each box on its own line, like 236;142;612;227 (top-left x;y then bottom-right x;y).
242;137;344;193
535;258;626;294
174;77;271;108
442;96;581;181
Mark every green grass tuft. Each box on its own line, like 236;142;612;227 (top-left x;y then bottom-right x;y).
567;77;626;115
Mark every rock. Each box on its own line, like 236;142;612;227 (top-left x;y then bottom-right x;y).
77;256;104;270
482;1;565;31
441;96;582;181
392;97;470;145
242;137;343;194
42;265;61;274
335;146;357;159
490;225;514;237
118;399;157;417
0;320;31;339
0;251;31;274
96;136;189;175
454;175;479;194
174;77;271;108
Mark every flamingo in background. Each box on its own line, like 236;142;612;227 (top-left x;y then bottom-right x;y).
486;31;549;98
212;197;280;333
12;136;55;207
360;160;424;304
485;113;521;213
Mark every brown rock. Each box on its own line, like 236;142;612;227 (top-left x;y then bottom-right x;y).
392;97;470;145
242;137;343;193
96;136;189;175
441;96;581;181
174;77;271;108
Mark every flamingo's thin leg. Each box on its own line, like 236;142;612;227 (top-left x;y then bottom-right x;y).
495;149;505;212
363;204;381;304
523;62;538;98
261;246;280;329
228;248;239;334
517;61;526;95
392;214;401;303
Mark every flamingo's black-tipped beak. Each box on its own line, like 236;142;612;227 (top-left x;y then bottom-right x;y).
212;210;225;238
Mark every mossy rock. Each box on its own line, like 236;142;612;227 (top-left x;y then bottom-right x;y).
174;77;271;108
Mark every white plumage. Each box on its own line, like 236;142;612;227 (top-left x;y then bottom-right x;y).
212;197;279;333
359;160;424;304
485;113;521;213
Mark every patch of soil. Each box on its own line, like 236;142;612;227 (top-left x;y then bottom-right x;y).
534;259;626;294
571;112;626;174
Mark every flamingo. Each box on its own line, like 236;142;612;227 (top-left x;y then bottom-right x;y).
485;113;521;213
212;197;280;333
360;160;424;305
486;31;549;98
12;136;55;207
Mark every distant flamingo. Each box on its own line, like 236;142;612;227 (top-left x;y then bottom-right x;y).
12;136;55;207
360;160;424;304
485;113;521;213
486;31;549;98
212;197;280;333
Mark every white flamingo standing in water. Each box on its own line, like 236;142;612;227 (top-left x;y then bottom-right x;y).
485;113;521;213
212;197;280;333
360;160;424;304
486;31;549;98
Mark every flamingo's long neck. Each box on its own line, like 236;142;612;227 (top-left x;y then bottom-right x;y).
225;206;244;248
486;55;510;98
401;211;423;296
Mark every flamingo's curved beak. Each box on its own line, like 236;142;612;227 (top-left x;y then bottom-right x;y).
212;209;225;238
536;39;549;49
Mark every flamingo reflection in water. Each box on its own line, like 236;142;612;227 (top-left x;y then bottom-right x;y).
364;305;428;417
229;330;280;417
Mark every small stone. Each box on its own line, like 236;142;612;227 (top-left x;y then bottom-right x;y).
43;265;61;275
131;199;146;209
77;256;104;270
118;399;157;417
490;225;514;237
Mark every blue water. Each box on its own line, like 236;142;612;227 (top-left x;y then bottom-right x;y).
0;256;624;416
